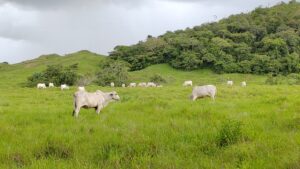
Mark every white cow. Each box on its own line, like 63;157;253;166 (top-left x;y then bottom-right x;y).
190;85;217;101
129;83;136;87
37;83;46;89
122;84;126;88
241;81;247;87
78;86;85;91
49;83;55;88
227;81;234;86
73;90;120;117
147;82;157;87
61;84;69;90
138;82;147;87
110;82;115;87
183;80;193;86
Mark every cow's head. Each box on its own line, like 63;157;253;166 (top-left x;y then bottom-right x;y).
109;91;120;101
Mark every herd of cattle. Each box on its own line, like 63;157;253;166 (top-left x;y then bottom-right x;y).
36;80;247;117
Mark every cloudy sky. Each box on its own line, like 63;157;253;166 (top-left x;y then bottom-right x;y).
0;0;290;63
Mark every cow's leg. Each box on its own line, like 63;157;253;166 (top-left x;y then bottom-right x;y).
211;93;215;102
96;104;103;115
192;96;197;101
73;106;81;117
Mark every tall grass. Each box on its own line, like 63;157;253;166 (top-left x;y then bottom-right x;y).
0;58;299;168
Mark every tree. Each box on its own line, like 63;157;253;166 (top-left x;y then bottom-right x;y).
27;64;79;87
95;59;129;86
108;2;300;74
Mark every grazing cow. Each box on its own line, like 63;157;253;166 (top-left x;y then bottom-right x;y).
37;83;46;89
241;81;247;87
227;81;234;86
72;90;120;117
122;84;126;88
110;82;115;87
78;86;85;91
129;83;136;87
190;85;217;101
61;84;69;90
138;82;147;87
49;83;55;88
147;82;157;87
183;80;193;86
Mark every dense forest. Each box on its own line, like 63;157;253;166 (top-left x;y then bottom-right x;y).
110;1;300;74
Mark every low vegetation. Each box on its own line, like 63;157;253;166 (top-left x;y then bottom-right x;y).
149;74;167;84
95;59;130;87
27;64;80;87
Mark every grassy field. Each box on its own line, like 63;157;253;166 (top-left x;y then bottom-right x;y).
0;53;300;169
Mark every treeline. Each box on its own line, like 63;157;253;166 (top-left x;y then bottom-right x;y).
26;59;131;87
27;64;79;87
110;1;300;74
26;59;169;87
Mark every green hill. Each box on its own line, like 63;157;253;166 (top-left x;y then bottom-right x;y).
110;1;300;74
0;50;105;87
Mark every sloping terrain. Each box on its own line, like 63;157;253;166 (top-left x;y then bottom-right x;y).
0;50;105;87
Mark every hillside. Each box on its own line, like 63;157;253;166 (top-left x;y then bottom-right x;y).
110;1;300;74
0;50;105;87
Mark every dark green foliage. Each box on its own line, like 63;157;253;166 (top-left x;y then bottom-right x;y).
217;120;242;147
95;59;129;86
149;74;166;84
265;73;300;85
110;2;300;74
27;72;46;87
27;64;79;87
265;74;280;85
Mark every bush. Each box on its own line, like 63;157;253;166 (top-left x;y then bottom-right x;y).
77;73;95;86
265;74;280;85
27;64;79;87
27;72;46;87
95;59;129;87
265;73;300;85
149;74;166;84
217;120;242;147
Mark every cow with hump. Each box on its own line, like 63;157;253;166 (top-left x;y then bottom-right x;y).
73;90;120;117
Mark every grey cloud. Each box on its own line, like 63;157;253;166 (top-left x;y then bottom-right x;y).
0;0;148;10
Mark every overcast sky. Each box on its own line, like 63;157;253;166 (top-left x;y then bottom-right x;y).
0;0;291;63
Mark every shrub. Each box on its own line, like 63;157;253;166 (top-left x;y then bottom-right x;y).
77;73;95;86
27;72;46;87
27;64;79;87
149;74;166;84
95;59;129;86
217;120;242;147
265;74;280;85
265;73;300;85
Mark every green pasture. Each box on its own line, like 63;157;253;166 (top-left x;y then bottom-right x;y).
0;55;299;168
